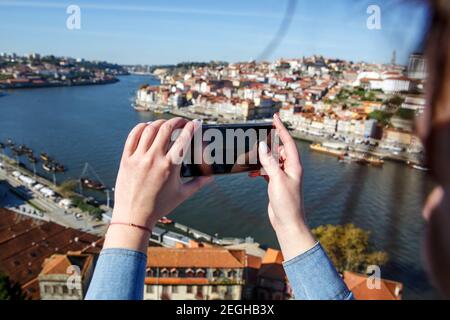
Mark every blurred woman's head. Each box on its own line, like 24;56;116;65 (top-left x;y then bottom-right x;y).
420;0;450;298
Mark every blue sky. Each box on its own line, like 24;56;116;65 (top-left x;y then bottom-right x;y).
0;0;428;65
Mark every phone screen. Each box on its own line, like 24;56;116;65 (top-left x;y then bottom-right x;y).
181;123;276;177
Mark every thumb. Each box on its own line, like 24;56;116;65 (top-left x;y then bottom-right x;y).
259;141;281;178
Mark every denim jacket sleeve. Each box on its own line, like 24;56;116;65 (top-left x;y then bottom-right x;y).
283;242;353;300
85;248;147;300
86;243;352;300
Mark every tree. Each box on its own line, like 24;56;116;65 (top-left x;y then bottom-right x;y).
0;272;26;300
395;108;416;120
387;95;404;107
368;110;392;126
312;224;388;274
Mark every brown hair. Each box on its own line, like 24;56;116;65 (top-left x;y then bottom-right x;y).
423;0;450;186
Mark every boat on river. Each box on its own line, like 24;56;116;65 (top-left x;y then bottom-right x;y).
42;162;56;172
80;177;105;191
40;153;51;162
6;139;14;147
54;163;66;172
407;161;430;172
338;153;384;167
310;143;345;157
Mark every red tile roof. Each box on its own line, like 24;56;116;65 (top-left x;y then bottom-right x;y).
343;271;403;300
0;209;99;299
258;249;286;281
146;247;246;269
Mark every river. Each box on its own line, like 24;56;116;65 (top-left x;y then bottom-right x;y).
0;75;439;299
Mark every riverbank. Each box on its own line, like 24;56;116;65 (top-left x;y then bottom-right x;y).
147;106;425;166
290;130;424;166
0;77;119;90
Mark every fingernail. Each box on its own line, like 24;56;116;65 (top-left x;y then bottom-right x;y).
259;141;268;154
192;119;203;130
147;121;153;125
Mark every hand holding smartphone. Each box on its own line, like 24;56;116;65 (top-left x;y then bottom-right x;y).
181;122;278;177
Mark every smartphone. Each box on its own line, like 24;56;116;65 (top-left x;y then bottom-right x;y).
181;122;276;177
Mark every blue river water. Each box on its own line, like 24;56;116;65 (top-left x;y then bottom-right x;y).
0;75;439;299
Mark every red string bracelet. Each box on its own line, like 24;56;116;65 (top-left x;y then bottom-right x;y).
110;222;152;233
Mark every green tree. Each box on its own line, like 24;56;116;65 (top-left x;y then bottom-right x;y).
395;108;416;120
387;95;405;106
70;195;104;220
0;273;26;300
368;110;392;126
312;224;388;274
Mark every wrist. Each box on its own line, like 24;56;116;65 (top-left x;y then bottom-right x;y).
273;220;317;261
104;223;151;254
111;207;158;230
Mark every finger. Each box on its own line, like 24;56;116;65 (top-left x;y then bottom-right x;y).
151;117;188;155
273;114;302;175
258;141;282;179
136;120;166;154
167;119;201;165
123;123;148;157
180;176;213;199
279;145;287;162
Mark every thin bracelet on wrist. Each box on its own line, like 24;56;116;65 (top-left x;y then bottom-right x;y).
110;221;152;234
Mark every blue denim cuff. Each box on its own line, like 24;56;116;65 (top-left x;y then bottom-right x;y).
283;242;321;268
85;248;147;300
283;242;353;300
99;248;147;261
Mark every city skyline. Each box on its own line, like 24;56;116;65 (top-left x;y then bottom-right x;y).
0;0;428;66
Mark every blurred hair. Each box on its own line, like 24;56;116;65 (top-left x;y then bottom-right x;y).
423;0;450;186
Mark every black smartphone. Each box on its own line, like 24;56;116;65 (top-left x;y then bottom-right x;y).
181;122;276;177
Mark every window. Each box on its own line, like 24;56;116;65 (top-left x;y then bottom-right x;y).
62;286;69;294
185;269;194;277
162;285;171;294
228;270;237;279
146;268;154;277
213;269;221;278
170;268;178;277
146;285;154;294
172;286;178;294
186;285;193;294
44;285;52;294
196;269;206;278
211;286;218;293
161;268;169;278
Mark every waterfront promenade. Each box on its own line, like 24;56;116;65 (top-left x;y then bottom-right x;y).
165;107;423;166
0;154;107;235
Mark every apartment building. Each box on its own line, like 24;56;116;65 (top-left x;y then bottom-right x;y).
38;252;95;300
143;247;246;300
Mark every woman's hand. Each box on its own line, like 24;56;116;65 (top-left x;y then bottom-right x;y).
257;114;316;261
104;118;212;253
